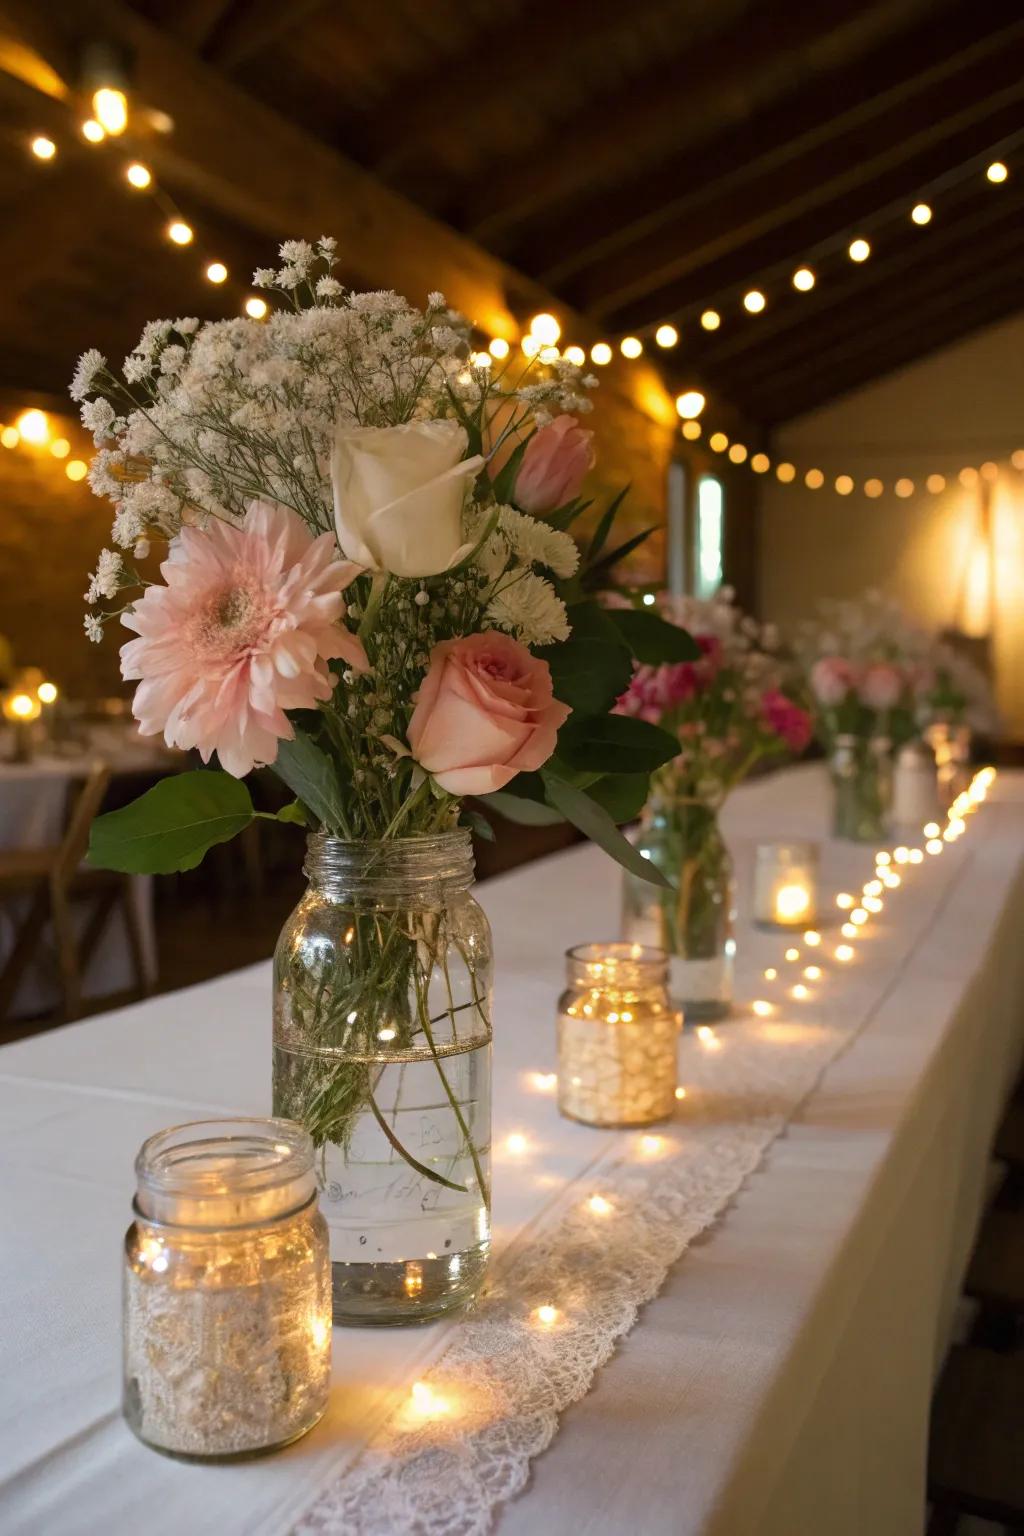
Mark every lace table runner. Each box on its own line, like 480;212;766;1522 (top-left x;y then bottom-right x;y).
293;842;968;1536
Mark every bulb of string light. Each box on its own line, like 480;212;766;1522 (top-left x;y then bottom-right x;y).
92;87;128;136
529;313;560;346
743;290;766;314
655;324;678;348
675;390;705;420
792;267;815;291
30;136;56;161
848;238;871;262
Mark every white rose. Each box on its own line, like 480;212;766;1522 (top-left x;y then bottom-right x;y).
331;420;484;578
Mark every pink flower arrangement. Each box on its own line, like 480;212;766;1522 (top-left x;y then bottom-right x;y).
514;415;595;513
858;661;904;712
121;500;366;777
760;689;812;753
810;656;859;707
407;632;571;795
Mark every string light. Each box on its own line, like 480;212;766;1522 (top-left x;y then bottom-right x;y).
776;462;796;482
590;342;612;365
805;468;824;489
751;452;770;473
848;237;871;262
563;344;585;366
752;999;773;1017
535;1304;559;1326
835;945;854;962
1;427;19;449
205;261;228;284
125;162;151;189
841;922;858;939
764;967;778;980
864;478;884;497
167;220;193;245
489;336;510;360
245;296;268;319
620;336;643;359
894;477;914;498
16;409;49;445
792;267;815;291
987;161;1008;183
521;335;541;358
92;87;128;136
926;473;946;493
682;420;702;440
65;460;88;481
675;390;705;419
655;324;679;348
50;438;69;459
30;136;56;160
792;983;810;1000
587;1195;613;1216
728;443;748;464
804;931;821;946
529;313;560;346
743;289;766;314
835;474;854;495
709;431;729;453
911;203;932;225
700;309;721;331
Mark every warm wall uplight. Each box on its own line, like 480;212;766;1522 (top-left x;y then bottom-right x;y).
488;336;510;360
682;420;702;440
987;161;1009;183
743;289;766;314
805;468;824;489
835;474;854;495
701;309;721;331
81;119;105;143
590;342;612;365
563;344;585;366
728;443;748;464
776;462;796;483
792;267;815;291
911;202;932;225
66;459;88;481
16;409;49;444
245;296;268;319
125;162;151;189
848;238;871;262
30;135;56;160
620;336;643;358
656;324;679;348
675;390;705;419
530;312;560;346
205;261;228;284
926;473;946;493
167;220;193;245
93;87;128;135
864;478;884;497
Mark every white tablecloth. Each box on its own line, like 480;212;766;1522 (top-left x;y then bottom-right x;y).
0;757;159;1015
1;766;1021;1535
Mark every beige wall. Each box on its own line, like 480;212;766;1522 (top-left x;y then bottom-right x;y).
759;311;1024;736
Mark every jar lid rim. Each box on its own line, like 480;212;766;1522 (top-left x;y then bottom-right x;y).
135;1116;314;1198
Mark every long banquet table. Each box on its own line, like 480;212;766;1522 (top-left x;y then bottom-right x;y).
2;765;1023;1536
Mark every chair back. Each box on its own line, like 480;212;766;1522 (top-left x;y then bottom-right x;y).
53;762;111;890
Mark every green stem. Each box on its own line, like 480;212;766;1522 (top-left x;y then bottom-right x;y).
366;1088;468;1193
414;966;490;1205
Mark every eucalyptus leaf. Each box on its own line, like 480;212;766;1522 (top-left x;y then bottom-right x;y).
606;607;701;663
541;772;669;887
584;772;650;824
478;789;567;827
88;770;255;874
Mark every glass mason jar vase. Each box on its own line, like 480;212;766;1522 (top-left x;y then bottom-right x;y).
925;719;972;808
123;1118;331;1461
621;792;735;1021
830;734;893;842
273;830;493;1326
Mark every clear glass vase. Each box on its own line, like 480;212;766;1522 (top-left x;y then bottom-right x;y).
830;735;893;842
272;830;493;1326
925;720;972;808
621;792;735;1021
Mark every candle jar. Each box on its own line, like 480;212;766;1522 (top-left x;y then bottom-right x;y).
830;735;893;842
557;944;679;1127
123;1118;331;1461
753;842;820;928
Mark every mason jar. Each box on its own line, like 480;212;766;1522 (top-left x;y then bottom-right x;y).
273;830;493;1326
123;1118;331;1461
557;943;679;1126
830;734;893;842
622;793;735;1021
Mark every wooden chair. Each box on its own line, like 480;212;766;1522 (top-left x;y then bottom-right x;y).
928;1346;1024;1531
0;763;150;1023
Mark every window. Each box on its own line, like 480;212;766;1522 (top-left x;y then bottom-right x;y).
695;475;723;598
666;460;687;595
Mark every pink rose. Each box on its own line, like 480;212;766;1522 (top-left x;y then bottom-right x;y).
810;656;858;707
859;662;903;711
407;632;571;795
760;689;812;753
514;415;595;513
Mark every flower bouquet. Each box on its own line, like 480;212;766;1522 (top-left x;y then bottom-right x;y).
73;238;695;1322
617;588;810;1018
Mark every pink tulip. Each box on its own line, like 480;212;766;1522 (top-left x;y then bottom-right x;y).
514;415;595;513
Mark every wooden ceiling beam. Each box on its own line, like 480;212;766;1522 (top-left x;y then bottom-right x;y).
203;0;331;71
748;271;1024;423
571;25;1024;318
602;92;1024;334
532;0;1019;287
463;0;937;243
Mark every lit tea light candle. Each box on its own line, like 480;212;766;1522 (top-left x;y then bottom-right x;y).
754;842;820;928
557;944;679;1127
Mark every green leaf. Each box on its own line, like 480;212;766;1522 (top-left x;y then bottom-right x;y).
586;485;629;560
88;770;255;874
558;713;680;774
461;807;496;842
271;800;309;827
584;526;657;585
542;772;669;886
491;437;529;503
273;730;348;833
536;601;633;717
544;496;590;532
479;789;567;826
582;772;651;824
606;607;701;663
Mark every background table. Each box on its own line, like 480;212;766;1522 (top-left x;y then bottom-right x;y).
1;766;1021;1535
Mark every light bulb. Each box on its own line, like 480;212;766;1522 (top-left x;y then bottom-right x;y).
245;296;268;319
743;289;766;314
590;341;612;365
911;202;932;225
675;390;705;419
700;309;720;331
987;161;1008;183
488;336;510;359
167;220;193;245
529;312;560;345
792;267;815;291
125;162;151;189
30;136;56;160
93;86;128;135
620;336;643;359
848;237;871;262
16;408;49;444
205;261;228;284
81;119;105;143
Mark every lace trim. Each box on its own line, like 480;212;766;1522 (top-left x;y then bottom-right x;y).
292;853;966;1536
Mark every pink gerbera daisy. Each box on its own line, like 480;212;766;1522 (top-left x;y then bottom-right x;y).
121;499;367;777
